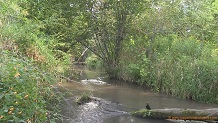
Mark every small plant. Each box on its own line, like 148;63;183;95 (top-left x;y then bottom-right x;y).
76;92;92;105
131;109;154;118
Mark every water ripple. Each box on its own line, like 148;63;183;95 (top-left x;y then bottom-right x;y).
69;97;128;123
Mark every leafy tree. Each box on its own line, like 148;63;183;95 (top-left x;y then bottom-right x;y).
24;0;83;57
71;0;148;78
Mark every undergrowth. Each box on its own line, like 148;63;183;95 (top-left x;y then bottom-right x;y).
85;54;103;69
0;44;60;122
120;35;218;104
0;0;71;122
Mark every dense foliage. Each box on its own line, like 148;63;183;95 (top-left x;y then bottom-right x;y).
0;47;59;122
0;0;70;122
118;0;218;103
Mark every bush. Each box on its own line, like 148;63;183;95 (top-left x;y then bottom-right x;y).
0;44;59;122
76;92;92;105
0;1;70;122
126;64;141;81
85;54;102;69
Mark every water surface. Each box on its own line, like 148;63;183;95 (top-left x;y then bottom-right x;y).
58;66;218;123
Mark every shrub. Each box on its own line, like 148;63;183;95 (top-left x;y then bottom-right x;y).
0;43;60;122
85;54;102;69
76;92;92;105
0;1;70;122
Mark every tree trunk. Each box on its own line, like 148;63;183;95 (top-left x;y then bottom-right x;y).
104;63;119;79
131;108;218;122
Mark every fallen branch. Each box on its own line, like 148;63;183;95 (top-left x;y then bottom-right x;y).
76;47;89;62
131;108;218;122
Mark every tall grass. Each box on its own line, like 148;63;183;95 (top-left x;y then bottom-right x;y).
142;35;218;103
120;35;218;103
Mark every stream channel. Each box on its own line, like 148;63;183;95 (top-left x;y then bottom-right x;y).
57;65;218;123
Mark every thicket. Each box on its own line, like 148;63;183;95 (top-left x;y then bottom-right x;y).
0;0;71;122
144;36;217;103
117;1;218;103
120;35;218;103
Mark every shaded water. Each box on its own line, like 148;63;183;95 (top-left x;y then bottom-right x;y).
58;66;218;123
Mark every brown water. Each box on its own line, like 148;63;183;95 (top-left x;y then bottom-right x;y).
58;66;218;123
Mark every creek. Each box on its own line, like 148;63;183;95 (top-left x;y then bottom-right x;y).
57;65;218;123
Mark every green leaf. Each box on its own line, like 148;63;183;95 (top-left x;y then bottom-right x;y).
19;120;26;123
15;94;22;100
0;94;3;99
13;116;20;122
5;93;11;100
50;119;56;123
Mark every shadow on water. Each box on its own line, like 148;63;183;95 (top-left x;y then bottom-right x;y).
58;66;218;123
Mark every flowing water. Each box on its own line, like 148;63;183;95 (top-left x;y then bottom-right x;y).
58;66;218;123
